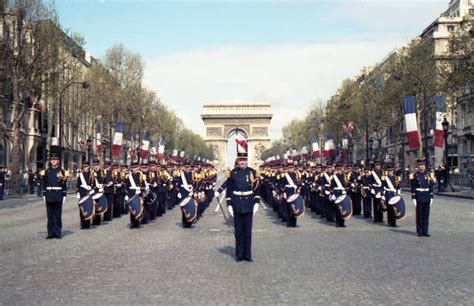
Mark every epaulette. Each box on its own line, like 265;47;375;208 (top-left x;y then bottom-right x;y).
409;173;414;180
39;170;45;176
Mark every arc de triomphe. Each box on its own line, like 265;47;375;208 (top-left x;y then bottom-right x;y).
201;102;272;170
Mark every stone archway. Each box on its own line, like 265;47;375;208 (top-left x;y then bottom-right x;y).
201;102;272;170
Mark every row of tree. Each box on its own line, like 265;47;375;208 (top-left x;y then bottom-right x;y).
262;27;473;162
1;0;213;194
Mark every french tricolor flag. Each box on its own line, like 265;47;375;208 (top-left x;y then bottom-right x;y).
311;136;320;159
95;123;102;155
341;132;349;159
235;134;248;154
323;133;335;158
111;123;124;157
140;132;151;160
403;96;421;150
156;140;166;161
434;96;446;148
300;146;309;161
171;149;178;160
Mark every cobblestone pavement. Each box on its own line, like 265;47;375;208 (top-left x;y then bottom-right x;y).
0;178;473;305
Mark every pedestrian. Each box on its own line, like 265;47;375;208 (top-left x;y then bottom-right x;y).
28;169;35;194
0;166;5;200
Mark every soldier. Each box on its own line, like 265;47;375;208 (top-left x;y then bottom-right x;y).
281;163;301;227
0;166;5;201
321;163;334;223
224;150;260;262
410;159;434;237
157;164;171;217
370;160;384;223
91;160;105;226
111;163;124;218
177;162;195;228
330;164;347;227
41;146;68;239
76;161;94;229
349;164;362;216
359;167;373;218
382;163;401;227
102;161;114;221
119;164;129;215
125;162;144;229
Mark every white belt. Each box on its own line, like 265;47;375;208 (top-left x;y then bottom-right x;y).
416;188;429;192
285;185;296;188
334;187;345;190
46;187;62;190
372;184;381;187
129;187;141;190
362;187;370;189
233;191;254;196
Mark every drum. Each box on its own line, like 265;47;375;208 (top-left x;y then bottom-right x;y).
287;194;305;218
179;196;198;222
78;196;94;220
127;195;144;221
142;190;157;206
93;193;108;215
388;195;406;220
335;195;352;220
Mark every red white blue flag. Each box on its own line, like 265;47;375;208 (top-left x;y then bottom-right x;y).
403;96;421;150
311;136;320;159
111;123;124;157
323;133;335;158
434;96;446;148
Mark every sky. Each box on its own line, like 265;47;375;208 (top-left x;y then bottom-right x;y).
56;0;449;140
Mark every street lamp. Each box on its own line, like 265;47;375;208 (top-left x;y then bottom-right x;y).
368;136;374;167
86;137;93;164
442;117;450;190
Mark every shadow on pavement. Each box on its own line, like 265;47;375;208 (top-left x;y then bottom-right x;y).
217;245;235;259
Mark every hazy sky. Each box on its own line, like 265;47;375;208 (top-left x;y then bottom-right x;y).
57;0;449;140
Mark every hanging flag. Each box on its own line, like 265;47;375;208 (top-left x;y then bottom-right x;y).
342;122;354;136
341;132;349;159
140;132;151;160
323;133;335;158
434;96;446;148
111;123;124;157
311;136;320;159
156;140;166;161
300;146;309;161
150;145;157;161
402;96;421;150
171;149;178;160
95;123;102;155
235;134;248;155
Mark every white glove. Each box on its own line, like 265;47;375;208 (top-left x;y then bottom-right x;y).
177;193;182;199
85;185;92;191
62;197;66;205
76;193;80;199
330;195;336;201
135;190;140;195
43;196;46;203
413;199;417;207
397;190;401;195
228;205;234;217
98;188;104;193
125;195;129;202
88;190;95;195
371;189;375;195
214;191;220;198
342;191;347;195
430;199;433;207
145;186;150;192
253;203;259;215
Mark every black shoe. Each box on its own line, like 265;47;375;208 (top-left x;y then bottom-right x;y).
244;258;253;262
418;233;423;237
235;258;242;262
423;234;431;237
56;235;62;239
46;235;54;239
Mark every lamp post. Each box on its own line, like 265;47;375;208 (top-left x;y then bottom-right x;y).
442;117;450;190
86;137;93;164
368;136;374;167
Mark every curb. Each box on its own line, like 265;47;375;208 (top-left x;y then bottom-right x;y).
401;188;474;200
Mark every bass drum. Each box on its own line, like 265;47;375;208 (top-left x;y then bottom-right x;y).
78;196;95;220
335;195;352;220
388;195;406;220
179;196;198;223
143;190;157;206
93;193;108;215
287;194;305;218
127;195;144;221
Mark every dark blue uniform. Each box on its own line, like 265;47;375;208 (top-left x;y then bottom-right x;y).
125;171;144;229
225;166;260;261
383;174;400;227
41;167;68;238
330;172;347;227
411;171;434;236
370;169;384;223
359;173;373;218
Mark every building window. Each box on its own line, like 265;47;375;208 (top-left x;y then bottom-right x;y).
447;25;455;32
469;9;474;16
